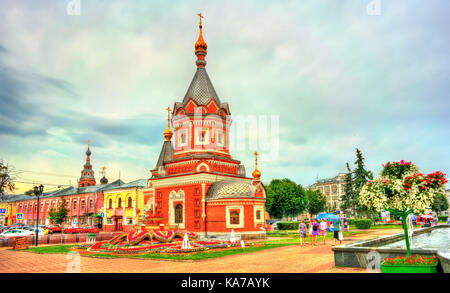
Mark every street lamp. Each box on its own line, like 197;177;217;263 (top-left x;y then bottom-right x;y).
33;184;44;247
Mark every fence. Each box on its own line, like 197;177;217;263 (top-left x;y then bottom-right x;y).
0;232;118;247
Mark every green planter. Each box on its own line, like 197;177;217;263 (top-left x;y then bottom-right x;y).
381;263;438;273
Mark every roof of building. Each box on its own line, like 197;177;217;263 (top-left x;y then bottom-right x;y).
109;179;148;189
154;140;174;171
207;179;256;200
182;68;221;106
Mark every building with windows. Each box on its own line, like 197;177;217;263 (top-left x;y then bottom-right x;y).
309;173;346;211
103;179;147;232
140;16;266;239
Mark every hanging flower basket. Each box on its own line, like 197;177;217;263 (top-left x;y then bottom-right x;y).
381;255;438;273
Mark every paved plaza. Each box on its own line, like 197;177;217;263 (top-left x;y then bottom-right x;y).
0;229;402;273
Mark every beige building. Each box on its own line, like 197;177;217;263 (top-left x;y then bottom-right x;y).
309;173;346;212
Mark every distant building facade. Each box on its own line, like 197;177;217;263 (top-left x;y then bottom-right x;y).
309;173;346;211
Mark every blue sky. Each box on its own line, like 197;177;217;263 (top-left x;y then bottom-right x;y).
0;0;449;193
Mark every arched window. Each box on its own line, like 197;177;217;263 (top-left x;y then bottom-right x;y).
118;198;122;208
108;198;112;209
175;204;183;224
230;211;240;225
127;197;132;208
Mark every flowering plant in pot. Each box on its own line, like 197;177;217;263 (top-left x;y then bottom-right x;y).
359;160;447;273
382;255;439;273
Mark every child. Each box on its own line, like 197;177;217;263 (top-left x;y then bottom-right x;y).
298;220;307;246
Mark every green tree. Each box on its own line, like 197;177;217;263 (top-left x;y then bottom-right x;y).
340;162;355;216
305;189;327;215
0;159;15;199
353;148;373;217
48;199;70;225
432;193;449;215
265;178;307;219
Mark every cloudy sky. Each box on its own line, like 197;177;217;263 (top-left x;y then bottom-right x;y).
1;0;449;194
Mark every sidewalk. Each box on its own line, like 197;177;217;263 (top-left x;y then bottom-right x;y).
0;228;402;273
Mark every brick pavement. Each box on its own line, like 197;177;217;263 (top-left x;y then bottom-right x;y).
0;229;402;273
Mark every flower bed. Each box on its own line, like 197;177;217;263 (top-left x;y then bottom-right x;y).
381;254;439;273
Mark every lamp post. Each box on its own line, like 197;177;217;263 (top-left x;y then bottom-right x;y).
33;184;44;247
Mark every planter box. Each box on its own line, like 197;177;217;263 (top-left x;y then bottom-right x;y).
381;263;438;273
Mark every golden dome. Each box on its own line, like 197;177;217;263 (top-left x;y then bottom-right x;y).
163;107;173;141
252;151;261;181
195;13;207;53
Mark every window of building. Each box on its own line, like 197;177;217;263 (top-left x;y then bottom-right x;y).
195;199;200;206
80;217;86;225
118;198;122;208
195;221;200;229
127;217;133;225
107;218;113;225
195;188;200;195
175;204;183;224
230;211;240;225
199;131;206;142
73;200;77;210
81;200;85;209
90;199;94;209
108;198;113;209
195;210;200;218
127;197;132;208
256;210;261;220
158;202;162;208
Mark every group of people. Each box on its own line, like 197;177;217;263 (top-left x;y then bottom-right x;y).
298;214;349;246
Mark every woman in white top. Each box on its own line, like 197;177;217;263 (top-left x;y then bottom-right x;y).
319;218;328;245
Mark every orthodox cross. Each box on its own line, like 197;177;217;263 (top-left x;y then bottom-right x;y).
166;106;171;127
197;13;203;27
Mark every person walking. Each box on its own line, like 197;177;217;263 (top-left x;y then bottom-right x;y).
333;216;343;246
319;218;328;245
311;218;320;245
308;218;314;245
298;219;307;246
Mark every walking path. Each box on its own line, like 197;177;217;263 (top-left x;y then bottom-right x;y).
0;229;402;273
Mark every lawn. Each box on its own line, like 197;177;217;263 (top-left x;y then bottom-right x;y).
22;241;294;260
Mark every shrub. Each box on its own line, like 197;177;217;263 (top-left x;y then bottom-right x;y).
276;222;301;230
438;216;448;222
348;218;357;225
354;218;372;229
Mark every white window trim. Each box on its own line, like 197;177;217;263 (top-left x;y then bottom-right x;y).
226;206;244;229
195;128;210;145
254;206;265;227
216;129;225;147
177;129;189;147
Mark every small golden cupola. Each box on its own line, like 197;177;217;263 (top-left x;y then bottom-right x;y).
163;106;173;141
252;151;261;182
195;13;208;68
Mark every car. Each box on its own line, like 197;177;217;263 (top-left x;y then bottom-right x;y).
0;229;44;238
63;226;81;234
47;225;62;233
21;227;46;234
80;226;100;233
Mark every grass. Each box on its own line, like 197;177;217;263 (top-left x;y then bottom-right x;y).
24;244;77;254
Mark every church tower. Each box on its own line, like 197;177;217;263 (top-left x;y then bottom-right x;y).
78;141;96;187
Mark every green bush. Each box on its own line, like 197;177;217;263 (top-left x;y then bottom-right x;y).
276;222;301;230
347;218;357;225
438;216;448;222
354;218;372;229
